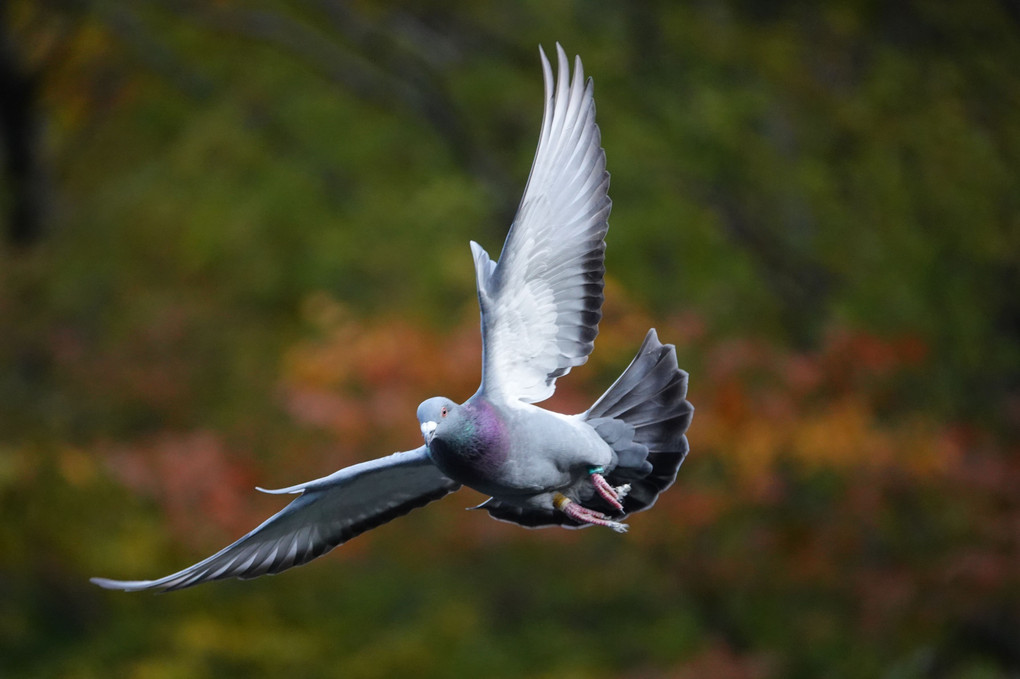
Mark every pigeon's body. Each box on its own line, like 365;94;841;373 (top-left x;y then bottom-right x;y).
92;44;693;593
423;395;612;501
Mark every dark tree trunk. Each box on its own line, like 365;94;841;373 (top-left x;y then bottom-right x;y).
0;2;44;247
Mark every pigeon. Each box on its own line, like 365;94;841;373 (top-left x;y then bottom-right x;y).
91;44;693;592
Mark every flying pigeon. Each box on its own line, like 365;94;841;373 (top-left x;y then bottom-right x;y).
92;44;693;592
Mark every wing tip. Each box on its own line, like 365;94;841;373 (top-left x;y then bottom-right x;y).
90;576;159;592
256;485;302;495
555;42;568;64
470;240;496;293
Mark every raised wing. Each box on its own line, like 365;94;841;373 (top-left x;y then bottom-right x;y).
91;447;459;592
473;43;611;404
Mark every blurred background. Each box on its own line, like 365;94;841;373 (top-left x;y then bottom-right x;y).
2;1;1018;677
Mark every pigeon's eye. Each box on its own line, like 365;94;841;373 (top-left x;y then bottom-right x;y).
440;406;448;418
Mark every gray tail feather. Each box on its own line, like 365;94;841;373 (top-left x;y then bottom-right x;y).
480;328;692;530
584;328;693;516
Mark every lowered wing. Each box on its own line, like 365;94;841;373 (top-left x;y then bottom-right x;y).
91;447;459;592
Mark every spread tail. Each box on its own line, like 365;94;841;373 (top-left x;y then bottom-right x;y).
479;328;692;528
584;328;693;515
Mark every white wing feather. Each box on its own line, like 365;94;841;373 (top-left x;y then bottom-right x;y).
474;43;611;404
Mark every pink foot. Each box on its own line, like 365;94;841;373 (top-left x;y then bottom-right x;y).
590;472;626;512
554;494;628;533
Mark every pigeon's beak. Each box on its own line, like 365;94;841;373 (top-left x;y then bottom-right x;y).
420;420;437;445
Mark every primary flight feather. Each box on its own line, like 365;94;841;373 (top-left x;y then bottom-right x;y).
92;44;693;592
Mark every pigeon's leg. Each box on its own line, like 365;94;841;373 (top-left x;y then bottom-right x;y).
554;493;628;533
588;466;631;512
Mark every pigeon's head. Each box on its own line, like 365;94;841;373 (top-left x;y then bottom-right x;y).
416;396;459;446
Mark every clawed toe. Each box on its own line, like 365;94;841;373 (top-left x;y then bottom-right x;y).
554;493;629;533
589;469;626;512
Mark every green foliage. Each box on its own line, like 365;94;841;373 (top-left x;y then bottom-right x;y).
2;0;1018;677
